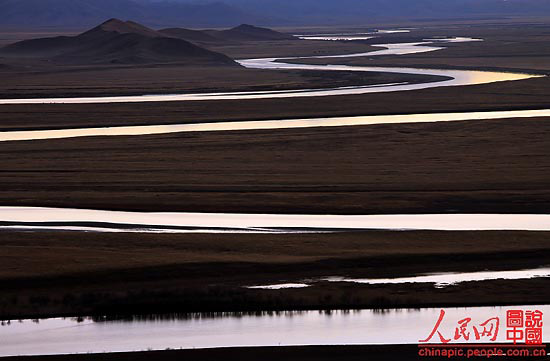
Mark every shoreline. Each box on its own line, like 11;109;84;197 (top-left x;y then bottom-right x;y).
3;299;550;323
1;230;548;320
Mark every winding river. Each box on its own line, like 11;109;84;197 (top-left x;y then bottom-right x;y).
0;37;545;143
0;38;539;105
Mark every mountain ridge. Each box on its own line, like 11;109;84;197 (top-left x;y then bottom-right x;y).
1;18;239;66
208;24;296;41
160;24;295;43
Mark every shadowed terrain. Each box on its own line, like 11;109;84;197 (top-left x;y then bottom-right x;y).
0;19;237;66
0;230;549;319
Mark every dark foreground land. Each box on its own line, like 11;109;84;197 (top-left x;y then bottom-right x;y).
0;230;549;319
6;345;549;361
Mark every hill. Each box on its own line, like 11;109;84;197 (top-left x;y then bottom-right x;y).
0;19;238;66
160;24;295;44
158;28;221;44
207;24;295;41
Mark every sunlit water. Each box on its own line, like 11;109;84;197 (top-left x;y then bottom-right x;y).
0;305;548;356
306;42;444;57
426;37;483;43
2;207;550;233
2;108;550;142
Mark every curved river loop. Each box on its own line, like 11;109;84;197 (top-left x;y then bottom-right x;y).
0;37;538;105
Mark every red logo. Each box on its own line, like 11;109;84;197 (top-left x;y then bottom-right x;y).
419;309;543;344
506;310;544;344
418;309;545;358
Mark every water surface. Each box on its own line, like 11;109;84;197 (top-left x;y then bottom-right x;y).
1;305;548;356
2;207;550;233
247;268;550;289
247;283;311;290
2;108;550;143
322;268;550;288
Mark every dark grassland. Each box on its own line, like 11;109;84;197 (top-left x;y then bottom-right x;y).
1;76;550;131
0;230;549;319
0;66;443;99
0;39;389;99
1;118;550;214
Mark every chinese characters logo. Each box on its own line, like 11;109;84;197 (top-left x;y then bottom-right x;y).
506;310;543;344
419;309;544;344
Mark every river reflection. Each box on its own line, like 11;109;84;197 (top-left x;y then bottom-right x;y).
1;306;548;356
246;268;550;290
321;267;550;288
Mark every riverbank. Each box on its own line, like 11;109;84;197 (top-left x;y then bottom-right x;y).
0;66;445;100
1;117;550;215
1;230;549;320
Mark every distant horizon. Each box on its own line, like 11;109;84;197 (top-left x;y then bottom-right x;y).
2;0;550;29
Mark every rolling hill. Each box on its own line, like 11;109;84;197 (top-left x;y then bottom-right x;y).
158;28;221;43
207;24;295;41
0;19;238;66
160;24;295;44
